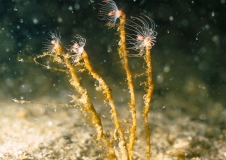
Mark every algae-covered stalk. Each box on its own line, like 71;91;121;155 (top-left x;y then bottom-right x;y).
126;14;157;159
99;1;137;159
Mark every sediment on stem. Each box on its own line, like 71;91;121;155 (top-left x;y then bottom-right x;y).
117;11;137;159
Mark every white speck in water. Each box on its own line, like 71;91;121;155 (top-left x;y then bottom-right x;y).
205;24;210;29
156;73;164;84
33;18;38;24
107;45;112;52
18;58;24;62
68;6;73;11
211;12;215;17
169;16;173;21
212;35;220;46
196;27;204;40
74;3;80;10
163;65;170;72
57;17;63;23
212;35;219;42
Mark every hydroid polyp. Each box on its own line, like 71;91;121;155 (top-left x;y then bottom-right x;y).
43;31;62;53
126;14;157;57
70;34;86;63
99;0;123;28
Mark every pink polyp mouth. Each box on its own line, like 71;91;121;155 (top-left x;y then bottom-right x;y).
108;10;121;18
144;37;151;43
72;43;79;49
108;11;114;16
71;43;84;55
137;35;145;41
50;40;60;51
143;38;151;47
136;35;152;47
51;40;58;45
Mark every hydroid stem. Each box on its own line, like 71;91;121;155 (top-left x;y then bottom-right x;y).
57;46;117;159
118;12;136;159
143;45;154;159
82;50;129;159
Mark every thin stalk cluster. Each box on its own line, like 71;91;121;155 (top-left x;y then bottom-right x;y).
16;0;157;159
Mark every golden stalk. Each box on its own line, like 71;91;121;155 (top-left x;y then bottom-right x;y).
118;12;136;159
82;50;129;159
143;45;154;159
56;45;117;159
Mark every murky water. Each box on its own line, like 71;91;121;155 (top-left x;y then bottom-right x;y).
0;0;225;159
